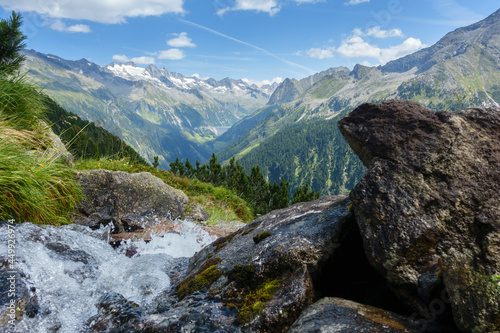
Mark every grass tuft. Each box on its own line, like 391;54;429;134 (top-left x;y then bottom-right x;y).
0;75;83;225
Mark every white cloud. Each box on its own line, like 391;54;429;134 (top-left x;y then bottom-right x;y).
305;47;336;59
112;54;130;62
378;37;425;64
0;0;184;24
167;32;196;48
344;0;369;5
336;33;424;64
365;27;403;38
337;36;381;58
217;0;280;16
112;54;155;64
353;26;403;39
158;49;185;60
50;19;91;33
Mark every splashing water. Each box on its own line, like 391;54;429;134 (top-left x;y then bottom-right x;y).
0;220;217;333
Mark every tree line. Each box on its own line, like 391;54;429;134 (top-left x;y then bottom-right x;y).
169;154;319;215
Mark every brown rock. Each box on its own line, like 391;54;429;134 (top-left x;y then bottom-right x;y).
338;100;500;332
289;297;433;333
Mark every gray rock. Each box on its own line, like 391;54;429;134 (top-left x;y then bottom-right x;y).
289;297;430;333
183;202;210;223
39;120;74;166
73;169;188;233
145;195;354;332
338;100;500;332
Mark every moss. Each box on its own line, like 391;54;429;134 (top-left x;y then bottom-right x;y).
237;279;281;323
241;227;254;236
177;257;222;300
228;264;256;287
213;230;238;251
253;231;271;244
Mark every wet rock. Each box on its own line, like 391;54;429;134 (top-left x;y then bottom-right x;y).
73;169;188;233
146;196;354;332
289;297;448;333
109;219;230;247
86;292;145;332
0;261;39;326
338;100;500;332
45;242;92;264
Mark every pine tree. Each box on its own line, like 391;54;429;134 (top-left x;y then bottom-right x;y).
169;157;185;176
185;158;194;178
208;153;223;186
152;156;159;169
291;182;320;205
249;165;270;215
0;12;26;75
270;176;289;210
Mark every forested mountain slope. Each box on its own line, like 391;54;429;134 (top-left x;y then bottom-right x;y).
218;9;500;196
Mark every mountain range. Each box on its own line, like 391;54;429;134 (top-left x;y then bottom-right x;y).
21;8;500;195
23;50;279;167
215;8;500;196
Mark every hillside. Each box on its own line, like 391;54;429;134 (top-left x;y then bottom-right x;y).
217;8;500;196
22;50;279;168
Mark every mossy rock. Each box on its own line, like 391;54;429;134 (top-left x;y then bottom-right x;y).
237;279;281;323
253;231;271;243
228;264;256;288
177;257;222;300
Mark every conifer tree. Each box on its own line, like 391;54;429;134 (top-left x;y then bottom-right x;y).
291;182;320;205
185;158;194;178
152;156;159;169
270;176;289;210
0;12;26;75
208;153;223;185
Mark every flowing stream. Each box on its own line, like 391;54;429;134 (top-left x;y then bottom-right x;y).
0;221;217;333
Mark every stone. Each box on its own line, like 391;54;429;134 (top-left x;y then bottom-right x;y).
39;120;74;166
338;100;500;332
183;202;210;223
289;297;443;333
144;195;354;332
73;169;188;233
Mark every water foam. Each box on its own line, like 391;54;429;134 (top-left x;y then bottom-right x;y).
0;220;217;333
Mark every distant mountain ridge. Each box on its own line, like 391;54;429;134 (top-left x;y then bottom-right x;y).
217;8;500;197
22;50;280;167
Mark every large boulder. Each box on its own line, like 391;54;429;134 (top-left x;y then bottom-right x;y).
338;100;500;332
137;195;354;332
73;170;188;233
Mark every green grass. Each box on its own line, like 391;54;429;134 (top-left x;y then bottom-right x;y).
75;158;254;224
0;75;83;224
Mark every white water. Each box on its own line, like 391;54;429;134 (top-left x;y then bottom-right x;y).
0;221;217;333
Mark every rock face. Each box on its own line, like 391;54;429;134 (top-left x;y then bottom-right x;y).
73;170;188;233
125;196;354;332
289;297;431;333
338;100;500;333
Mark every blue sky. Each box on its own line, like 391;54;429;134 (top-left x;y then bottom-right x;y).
0;0;498;84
